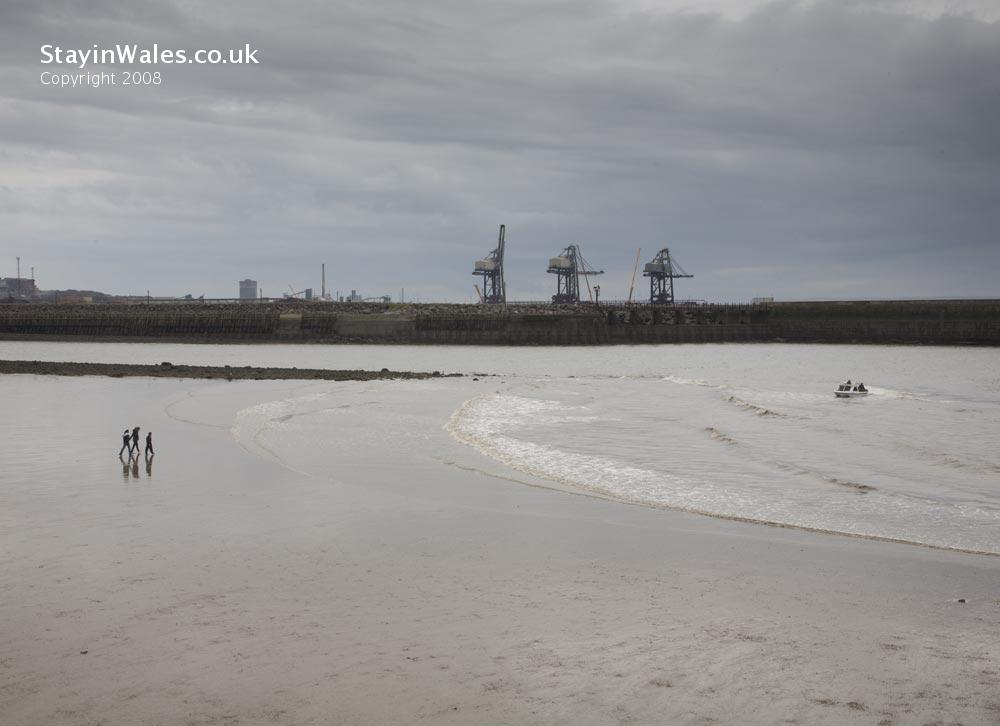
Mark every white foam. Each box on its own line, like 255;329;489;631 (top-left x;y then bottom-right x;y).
447;391;1000;554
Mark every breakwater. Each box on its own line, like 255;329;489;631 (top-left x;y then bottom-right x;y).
0;360;458;381
0;300;997;345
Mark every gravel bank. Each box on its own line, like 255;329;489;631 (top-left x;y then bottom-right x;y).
0;359;460;381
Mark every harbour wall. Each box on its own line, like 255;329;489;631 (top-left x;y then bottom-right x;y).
0;300;997;345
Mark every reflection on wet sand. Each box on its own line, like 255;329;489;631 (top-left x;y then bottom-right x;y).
118;452;154;480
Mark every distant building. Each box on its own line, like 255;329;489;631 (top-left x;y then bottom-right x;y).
0;277;37;300
239;279;258;300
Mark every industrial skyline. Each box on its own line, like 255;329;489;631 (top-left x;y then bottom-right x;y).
2;0;999;301
7;236;1000;305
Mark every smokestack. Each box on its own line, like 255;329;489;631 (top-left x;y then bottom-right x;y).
322;263;326;300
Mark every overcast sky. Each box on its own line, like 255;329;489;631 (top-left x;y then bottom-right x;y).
1;0;998;302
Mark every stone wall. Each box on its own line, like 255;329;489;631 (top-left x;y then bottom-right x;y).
0;300;997;345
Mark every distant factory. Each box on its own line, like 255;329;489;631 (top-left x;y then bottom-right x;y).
238;264;391;304
2;256;38;300
0;277;37;300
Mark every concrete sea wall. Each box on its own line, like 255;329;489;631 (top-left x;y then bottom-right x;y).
0;300;997;345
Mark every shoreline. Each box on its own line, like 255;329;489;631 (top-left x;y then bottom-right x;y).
0;359;461;381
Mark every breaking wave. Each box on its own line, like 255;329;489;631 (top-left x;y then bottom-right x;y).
447;392;1000;555
724;395;787;417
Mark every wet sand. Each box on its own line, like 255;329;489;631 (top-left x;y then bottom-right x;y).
2;375;998;725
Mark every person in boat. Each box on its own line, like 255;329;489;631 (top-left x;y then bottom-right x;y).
857;382;867;392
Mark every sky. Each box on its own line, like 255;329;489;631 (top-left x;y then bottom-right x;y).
1;0;998;302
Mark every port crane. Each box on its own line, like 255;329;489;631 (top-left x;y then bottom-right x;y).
547;244;604;303
472;224;507;304
643;248;693;305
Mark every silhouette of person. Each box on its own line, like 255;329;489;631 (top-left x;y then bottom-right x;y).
131;426;140;454
119;429;132;457
145;431;154;456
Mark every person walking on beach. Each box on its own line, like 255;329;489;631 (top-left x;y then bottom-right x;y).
131;426;141;454
119;429;132;457
145;431;154;457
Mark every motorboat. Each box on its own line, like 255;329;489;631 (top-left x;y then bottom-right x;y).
835;381;868;398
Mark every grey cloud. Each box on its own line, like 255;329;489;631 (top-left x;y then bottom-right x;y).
0;0;997;300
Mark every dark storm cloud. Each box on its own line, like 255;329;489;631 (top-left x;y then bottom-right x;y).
1;0;997;300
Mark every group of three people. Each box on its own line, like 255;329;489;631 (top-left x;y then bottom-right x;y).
119;426;154;458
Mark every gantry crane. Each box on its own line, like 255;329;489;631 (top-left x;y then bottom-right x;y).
472;224;507;304
547;245;604;303
643;248;693;304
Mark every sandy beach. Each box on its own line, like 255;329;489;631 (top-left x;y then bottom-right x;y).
2;373;998;725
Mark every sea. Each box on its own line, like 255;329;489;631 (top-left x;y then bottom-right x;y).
3;341;999;555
